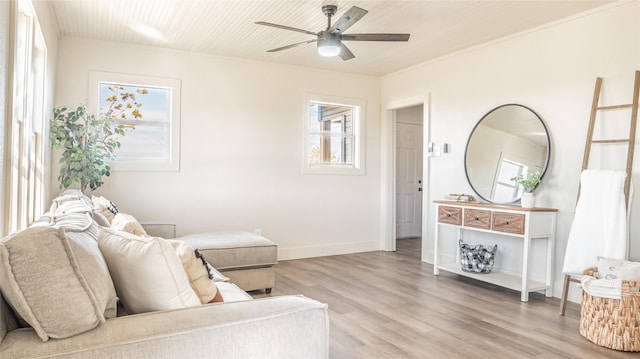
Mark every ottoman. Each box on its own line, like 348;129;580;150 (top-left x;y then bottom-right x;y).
178;231;278;293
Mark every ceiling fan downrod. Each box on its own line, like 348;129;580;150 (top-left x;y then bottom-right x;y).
322;5;337;30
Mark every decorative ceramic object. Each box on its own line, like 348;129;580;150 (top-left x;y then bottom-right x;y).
521;192;535;208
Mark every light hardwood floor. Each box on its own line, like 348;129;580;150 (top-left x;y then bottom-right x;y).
253;238;635;358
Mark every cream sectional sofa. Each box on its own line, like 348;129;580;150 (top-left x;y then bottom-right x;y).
0;191;329;358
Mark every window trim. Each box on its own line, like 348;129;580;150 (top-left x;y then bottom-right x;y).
88;71;181;171
302;94;365;175
4;0;47;234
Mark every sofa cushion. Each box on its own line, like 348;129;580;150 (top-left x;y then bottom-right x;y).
0;226;117;341
168;240;223;303
110;213;147;236
97;228;201;314
214;282;253;302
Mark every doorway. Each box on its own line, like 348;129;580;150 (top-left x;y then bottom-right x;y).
395;105;424;250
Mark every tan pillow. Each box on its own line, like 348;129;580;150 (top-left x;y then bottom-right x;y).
97;228;201;313
0;227;117;341
168;240;223;304
110;213;147;236
91;195;118;222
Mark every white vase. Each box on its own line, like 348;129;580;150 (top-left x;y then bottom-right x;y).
521;192;535;208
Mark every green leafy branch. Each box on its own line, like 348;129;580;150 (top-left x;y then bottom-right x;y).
510;166;542;193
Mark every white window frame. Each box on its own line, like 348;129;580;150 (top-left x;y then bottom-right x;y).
4;0;47;234
88;71;181;171
491;153;529;202
303;94;365;175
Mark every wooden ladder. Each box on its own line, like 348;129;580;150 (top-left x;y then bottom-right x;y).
559;70;640;315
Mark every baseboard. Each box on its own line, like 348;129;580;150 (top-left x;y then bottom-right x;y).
278;240;380;261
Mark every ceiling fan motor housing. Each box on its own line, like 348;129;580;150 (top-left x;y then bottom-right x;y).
317;30;341;57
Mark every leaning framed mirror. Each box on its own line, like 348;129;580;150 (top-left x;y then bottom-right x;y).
464;104;550;204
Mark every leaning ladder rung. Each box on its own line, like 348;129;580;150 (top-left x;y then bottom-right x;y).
562;71;639;317
591;139;631;144
597;104;633;110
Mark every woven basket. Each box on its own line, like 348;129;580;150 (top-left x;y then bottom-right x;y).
580;267;640;352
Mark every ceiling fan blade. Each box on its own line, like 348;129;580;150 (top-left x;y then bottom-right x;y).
255;21;317;36
267;39;318;53
339;43;355;61
341;33;410;42
329;6;368;34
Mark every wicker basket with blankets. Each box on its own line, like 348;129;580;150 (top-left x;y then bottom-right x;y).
579;257;640;352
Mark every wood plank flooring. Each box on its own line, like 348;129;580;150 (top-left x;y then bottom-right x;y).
252;238;636;358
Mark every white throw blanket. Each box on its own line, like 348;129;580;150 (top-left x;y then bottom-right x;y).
580;275;622;299
562;169;628;275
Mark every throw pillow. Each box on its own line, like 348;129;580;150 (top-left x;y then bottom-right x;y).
0;226;117;341
91;195;118;222
597;256;640;281
207;263;231;283
92;211;111;227
97;228;201;313
168;240;224;304
110;213;147;236
49;189;93;215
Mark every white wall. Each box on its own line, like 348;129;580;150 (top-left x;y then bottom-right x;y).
381;2;640;301
53;37;382;260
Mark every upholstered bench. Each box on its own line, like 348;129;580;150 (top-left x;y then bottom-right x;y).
178;232;277;293
142;224;277;294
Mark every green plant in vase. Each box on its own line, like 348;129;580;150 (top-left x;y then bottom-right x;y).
510;166;542;193
50;85;147;192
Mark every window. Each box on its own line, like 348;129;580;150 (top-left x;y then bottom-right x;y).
492;156;527;202
4;0;47;234
89;71;181;171
303;94;365;175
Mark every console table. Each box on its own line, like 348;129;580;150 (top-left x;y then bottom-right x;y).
433;200;557;302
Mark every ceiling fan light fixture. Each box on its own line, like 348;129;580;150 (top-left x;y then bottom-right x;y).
317;36;341;57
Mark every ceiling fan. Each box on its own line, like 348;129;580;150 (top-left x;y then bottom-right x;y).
255;4;410;60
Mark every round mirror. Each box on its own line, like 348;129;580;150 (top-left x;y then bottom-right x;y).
465;104;550;204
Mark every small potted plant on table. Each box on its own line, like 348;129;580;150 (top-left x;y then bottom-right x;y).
511;166;542;208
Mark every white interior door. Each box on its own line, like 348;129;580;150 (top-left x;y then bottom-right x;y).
396;122;424;238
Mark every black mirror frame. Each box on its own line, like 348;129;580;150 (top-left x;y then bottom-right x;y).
464;103;551;204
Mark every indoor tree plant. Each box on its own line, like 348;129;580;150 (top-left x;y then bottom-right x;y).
50;85;147;192
511;166;542;208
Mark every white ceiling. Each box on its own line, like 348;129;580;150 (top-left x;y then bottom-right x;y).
47;0;614;76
